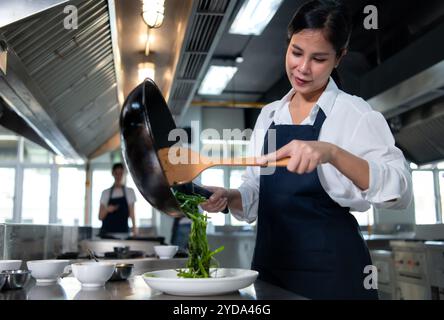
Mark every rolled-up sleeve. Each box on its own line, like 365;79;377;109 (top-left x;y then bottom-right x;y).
348;111;413;209
236;167;260;223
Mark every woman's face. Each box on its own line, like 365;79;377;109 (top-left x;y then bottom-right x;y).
112;168;124;184
286;29;342;95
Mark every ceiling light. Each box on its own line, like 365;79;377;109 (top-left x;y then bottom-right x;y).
142;0;165;28
198;65;238;95
138;62;155;83
229;0;284;35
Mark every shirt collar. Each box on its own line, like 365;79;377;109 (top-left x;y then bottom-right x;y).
272;77;340;121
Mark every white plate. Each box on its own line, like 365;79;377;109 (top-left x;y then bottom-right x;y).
142;268;258;296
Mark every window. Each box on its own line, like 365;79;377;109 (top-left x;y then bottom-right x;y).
0;131;92;226
0;138;18;162
438;172;444;223
229;169;244;189
201;168;225;226
412;171;437;224
21;168;51;224
91;169;114;228
351;207;374;227
23;140;52;164
0;168;15;223
57;167;86;226
126;174;153;226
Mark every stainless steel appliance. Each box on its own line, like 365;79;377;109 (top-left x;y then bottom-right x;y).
390;240;431;300
425;241;444;299
370;250;397;299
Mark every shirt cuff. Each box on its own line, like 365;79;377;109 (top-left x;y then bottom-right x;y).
361;159;401;204
236;184;258;223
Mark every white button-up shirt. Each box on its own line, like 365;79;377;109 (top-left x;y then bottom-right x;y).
235;78;413;223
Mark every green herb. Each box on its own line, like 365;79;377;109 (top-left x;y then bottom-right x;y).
174;190;224;278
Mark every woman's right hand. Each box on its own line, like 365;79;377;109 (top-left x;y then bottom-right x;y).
200;186;228;213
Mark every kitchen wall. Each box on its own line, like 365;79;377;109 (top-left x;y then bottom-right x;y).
0;223;92;262
202;107;246;136
207;232;256;269
373;199;416;234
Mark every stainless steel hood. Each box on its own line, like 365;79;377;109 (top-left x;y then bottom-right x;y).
0;0;118;161
0;0;69;29
0;0;193;161
368;61;444;119
362;19;444;165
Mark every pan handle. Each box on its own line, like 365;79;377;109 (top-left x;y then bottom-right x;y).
173;183;229;214
192;184;229;214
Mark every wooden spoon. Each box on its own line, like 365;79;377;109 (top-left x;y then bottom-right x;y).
158;147;289;186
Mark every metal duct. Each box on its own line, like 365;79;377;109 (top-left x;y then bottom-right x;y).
368;60;444;119
168;0;238;118
364;20;444;118
395;98;444;164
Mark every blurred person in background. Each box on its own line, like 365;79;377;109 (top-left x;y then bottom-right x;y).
98;163;137;239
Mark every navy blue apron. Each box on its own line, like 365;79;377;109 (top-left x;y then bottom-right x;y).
251;109;378;300
100;185;130;235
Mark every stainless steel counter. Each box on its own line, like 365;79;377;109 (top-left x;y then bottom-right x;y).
0;276;306;300
67;257;189;276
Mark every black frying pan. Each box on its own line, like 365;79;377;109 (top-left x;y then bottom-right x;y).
119;79;228;218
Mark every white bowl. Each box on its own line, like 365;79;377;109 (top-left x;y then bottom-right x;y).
154;245;178;259
0;260;22;272
71;262;116;288
27;260;70;284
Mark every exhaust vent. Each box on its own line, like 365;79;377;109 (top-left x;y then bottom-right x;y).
168;0;235;116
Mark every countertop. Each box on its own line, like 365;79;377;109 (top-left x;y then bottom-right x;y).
0;276;306;300
363;232;416;241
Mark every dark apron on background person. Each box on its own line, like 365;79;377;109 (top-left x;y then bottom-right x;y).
251;109;378;300
171;217;191;250
100;185;130;236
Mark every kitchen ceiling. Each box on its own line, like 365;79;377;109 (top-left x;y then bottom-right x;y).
1;0;444;164
172;0;444;165
186;0;444;109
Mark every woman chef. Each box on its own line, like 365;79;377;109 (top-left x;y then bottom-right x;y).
201;0;412;299
98;163;137;238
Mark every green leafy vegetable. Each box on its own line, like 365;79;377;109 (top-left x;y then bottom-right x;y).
174;190;224;278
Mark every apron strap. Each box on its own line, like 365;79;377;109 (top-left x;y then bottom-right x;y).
312;107;326;130
122;185;127;200
107;185;115;205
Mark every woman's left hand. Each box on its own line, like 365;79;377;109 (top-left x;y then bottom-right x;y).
257;140;337;174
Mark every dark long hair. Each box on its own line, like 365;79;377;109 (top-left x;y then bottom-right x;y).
287;0;352;88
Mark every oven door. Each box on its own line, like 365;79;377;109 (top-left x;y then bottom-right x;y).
396;280;431;300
